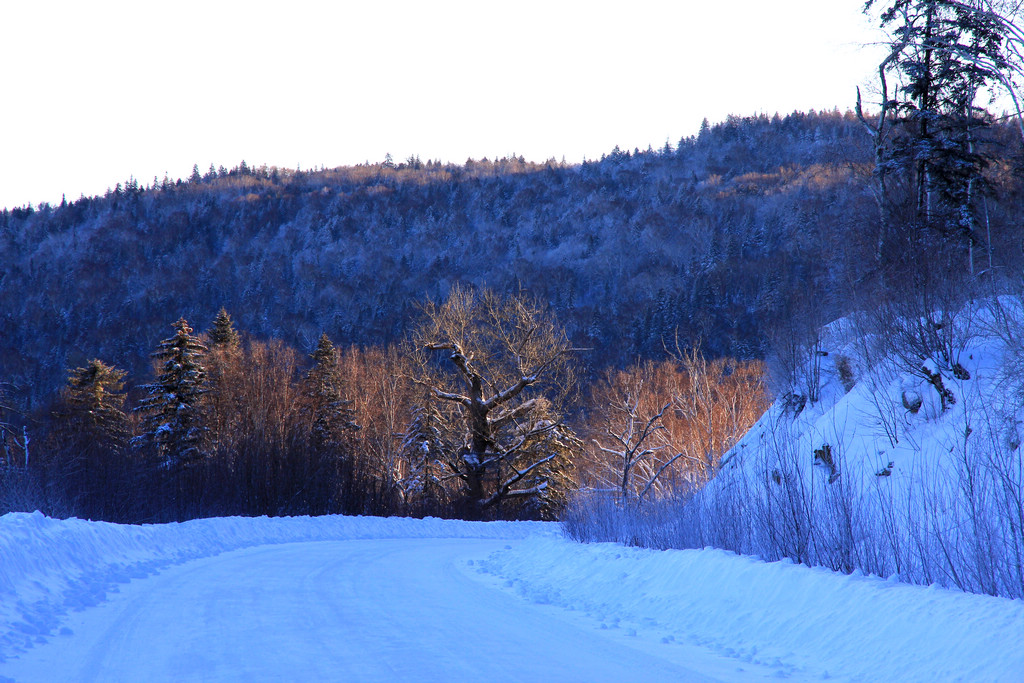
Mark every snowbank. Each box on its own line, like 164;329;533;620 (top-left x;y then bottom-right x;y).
679;300;1024;597
0;511;551;661
720;309;1005;504
480;535;1024;682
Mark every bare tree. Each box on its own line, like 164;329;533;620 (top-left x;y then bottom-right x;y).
587;363;685;503
669;345;772;478
338;345;416;510
410;285;582;518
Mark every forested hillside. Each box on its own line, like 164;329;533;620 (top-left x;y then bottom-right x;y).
12;110;1019;403
3;107;1023;523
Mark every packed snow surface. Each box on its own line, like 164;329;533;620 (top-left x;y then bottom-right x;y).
0;513;1021;682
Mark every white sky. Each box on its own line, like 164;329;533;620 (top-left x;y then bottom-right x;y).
0;0;885;210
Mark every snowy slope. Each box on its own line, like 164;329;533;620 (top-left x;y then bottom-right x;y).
720;307;1008;504
697;300;1024;597
2;513;1023;682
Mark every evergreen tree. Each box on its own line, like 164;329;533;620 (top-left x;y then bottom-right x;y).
61;360;130;449
398;395;454;514
860;0;1018;267
136;318;209;469
56;359;130;519
209;307;241;350
304;333;358;451
205;307;242;452
298;333;359;514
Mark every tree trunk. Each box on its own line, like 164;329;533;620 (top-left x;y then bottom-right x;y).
464;378;490;503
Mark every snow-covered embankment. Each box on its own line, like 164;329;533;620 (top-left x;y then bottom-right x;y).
480;535;1024;681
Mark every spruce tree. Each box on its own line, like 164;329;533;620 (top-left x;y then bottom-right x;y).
398;396;453;514
304;333;357;451
137;318;209;469
299;333;359;513
861;0;1018;265
209;307;240;350
206;307;241;452
62;360;130;449
57;359;130;519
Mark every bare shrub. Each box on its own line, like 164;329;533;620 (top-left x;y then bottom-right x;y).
870;275;978;383
766;314;825;405
565;400;1024;599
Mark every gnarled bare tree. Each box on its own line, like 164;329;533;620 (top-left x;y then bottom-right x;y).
410;285;581;519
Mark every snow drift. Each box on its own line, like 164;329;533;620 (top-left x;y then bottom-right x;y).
711;298;1024;596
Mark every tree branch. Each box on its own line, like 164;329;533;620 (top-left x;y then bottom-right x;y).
480;452;559;508
483;347;586;410
424;341;481;391
489;397;539;431
638;450;699;502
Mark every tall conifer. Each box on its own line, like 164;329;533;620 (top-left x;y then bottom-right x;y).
136;318;209;469
206;307;241;452
57;359;130;519
62;360;130;449
861;0;1019;264
304;333;358;451
209;307;240;350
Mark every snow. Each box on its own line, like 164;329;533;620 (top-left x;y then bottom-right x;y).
481;536;1024;682
0;511;544;663
669;300;1024;601
720;306;1013;510
1;512;1022;681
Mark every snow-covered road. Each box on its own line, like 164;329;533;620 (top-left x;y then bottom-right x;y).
0;538;769;682
1;513;1022;682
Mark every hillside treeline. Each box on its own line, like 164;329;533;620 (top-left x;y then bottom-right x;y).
4;106;1024;522
0;296;768;522
7;109;1022;411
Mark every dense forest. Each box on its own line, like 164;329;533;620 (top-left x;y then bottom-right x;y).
7;108;990;403
2;100;1024;521
3;111;1020;394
